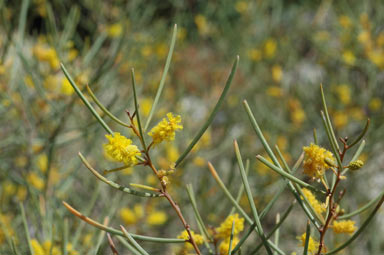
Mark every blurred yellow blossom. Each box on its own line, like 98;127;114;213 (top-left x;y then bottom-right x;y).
333;111;348;129
334;84;351;105
107;23;123;38
338;15;352;29
24;75;35;88
288;99;306;127
27;172;44;191
303;143;334;178
61;77;74;95
33;44;60;70
264;39;277;59
266;86;283;98
31;239;78;255
37;154;48;173
120;207;138;225
369;97;382;112
155;43;167;59
195;15;210;36
358;30;371;46
342;50;356;65
271;65;283;83
146;211;167;225
193;156;206;167
248;48;262;61
0;214;14;244
235;1;248;14
141;45;152;58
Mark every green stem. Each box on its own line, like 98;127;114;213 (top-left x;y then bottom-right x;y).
20;203;33;255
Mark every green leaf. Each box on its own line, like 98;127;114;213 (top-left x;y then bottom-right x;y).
61;63;113;134
20;203;33;255
234;140;272;255
63;201;185;243
86;85;130;127
78;152;162;197
256;155;324;195
338;189;384;220
131;68;147;150
207;162;286;255
144;24;178;131
303;221;311;255
120;225;150;255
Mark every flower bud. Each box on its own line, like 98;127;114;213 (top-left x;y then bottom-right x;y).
348;160;364;171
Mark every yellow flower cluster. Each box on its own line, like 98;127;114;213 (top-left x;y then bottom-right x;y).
33;44;60;70
297;233;319;254
146;211;168;226
288;99;306;127
120;204;144;225
103;132;141;166
148;113;183;145
303;143;335;178
31;239;78;255
215;214;244;239
219;236;240;255
177;230;204;250
301;188;326;215
332;220;356;234
0;214;14;244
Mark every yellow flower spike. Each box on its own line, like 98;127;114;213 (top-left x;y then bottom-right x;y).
301;188;326;215
332;220;357;234
177;230;204;250
148;113;183;145
215;214;244;239
303;143;335;178
103;132;141;166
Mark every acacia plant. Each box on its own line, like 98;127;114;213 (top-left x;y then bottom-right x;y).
61;25;383;255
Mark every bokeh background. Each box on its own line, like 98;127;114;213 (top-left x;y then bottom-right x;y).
1;0;383;254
